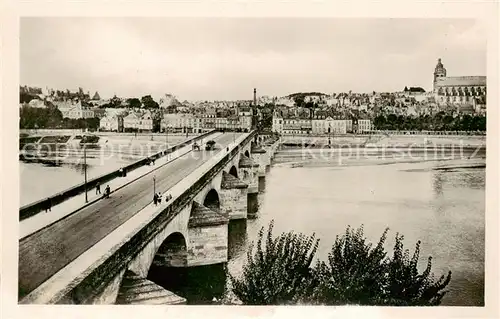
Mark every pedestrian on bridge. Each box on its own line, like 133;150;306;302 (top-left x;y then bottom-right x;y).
96;182;101;195
153;193;158;206
157;193;162;204
104;185;110;198
165;193;172;202
45;198;52;213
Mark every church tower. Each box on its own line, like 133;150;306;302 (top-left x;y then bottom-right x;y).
433;58;447;91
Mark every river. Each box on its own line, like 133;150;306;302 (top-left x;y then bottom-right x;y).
155;146;485;306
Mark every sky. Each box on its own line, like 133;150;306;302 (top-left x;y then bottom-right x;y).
20;18;486;101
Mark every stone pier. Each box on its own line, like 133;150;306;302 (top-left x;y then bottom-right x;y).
239;154;259;194
220;171;248;220
187;202;229;267
251;145;268;177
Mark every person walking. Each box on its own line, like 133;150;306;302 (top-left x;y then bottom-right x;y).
165;193;172;202
105;185;111;198
96;182;101;195
153;193;158;205
45;198;52;212
157;193;162;204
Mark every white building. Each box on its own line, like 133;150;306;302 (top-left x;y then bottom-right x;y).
27;99;46;108
357;119;372;133
162;113;202;133
272;114;284;133
99;116;123;132
139;111;154;131
312;116;347;135
239;115;252;131
123;112;141;131
59;101;95;119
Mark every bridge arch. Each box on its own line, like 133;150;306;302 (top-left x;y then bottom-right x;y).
146;232;188;296
203;188;220;212
149;232;188;270
229;165;238;178
244;150;250;157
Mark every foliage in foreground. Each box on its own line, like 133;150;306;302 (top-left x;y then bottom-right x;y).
229;221;319;305
230;222;452;306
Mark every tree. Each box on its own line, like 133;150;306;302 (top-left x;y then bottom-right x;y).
127;98;142;109
141;95;159;109
383;234;452;306
312;226;388;305
19;104;63;129
312;226;452;306
293;96;305;108
229;221;319;305
229;223;452;306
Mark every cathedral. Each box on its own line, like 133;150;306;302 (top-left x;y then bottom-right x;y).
433;58;486;106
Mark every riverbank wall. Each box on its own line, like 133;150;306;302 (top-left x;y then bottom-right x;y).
278;134;486;149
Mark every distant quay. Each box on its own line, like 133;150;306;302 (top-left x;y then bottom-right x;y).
277;132;486;149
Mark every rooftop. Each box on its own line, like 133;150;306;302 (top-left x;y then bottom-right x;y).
436;76;486;87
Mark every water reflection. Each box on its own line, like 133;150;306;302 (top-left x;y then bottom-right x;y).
258;176;266;193
148;263;227;305
228;220;247;260
247;193;259;218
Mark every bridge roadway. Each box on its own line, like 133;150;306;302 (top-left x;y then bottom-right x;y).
19;132;244;298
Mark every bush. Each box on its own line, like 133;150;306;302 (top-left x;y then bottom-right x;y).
229;220;319;305
313;226;452;306
383;234;452;306
312;225;389;305
230;223;452;306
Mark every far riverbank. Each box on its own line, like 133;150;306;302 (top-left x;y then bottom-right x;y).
278;134;486;148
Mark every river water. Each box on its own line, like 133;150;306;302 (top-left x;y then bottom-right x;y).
157;146;485;306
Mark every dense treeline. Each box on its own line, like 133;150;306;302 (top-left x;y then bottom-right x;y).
98;95;160;109
373;112;486;131
229;221;452;306
20;92;39;104
20;105;100;130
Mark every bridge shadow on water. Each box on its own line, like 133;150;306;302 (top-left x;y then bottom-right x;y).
147;219;249;305
147;263;227;305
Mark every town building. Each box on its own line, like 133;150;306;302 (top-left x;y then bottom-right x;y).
162;113;201;133
356;119;372;133
123;112;142;131
58;101;95;119
99;115;124;132
138;111;154;132
433;58;486;107
312;116;347;135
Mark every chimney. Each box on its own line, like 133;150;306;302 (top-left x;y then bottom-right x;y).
253;88;257;107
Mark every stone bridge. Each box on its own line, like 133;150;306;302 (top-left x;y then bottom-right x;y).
19;131;279;305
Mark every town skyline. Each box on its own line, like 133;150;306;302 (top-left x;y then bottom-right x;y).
21;18;486;101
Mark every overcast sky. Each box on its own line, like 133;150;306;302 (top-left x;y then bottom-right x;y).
20;18;486;101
